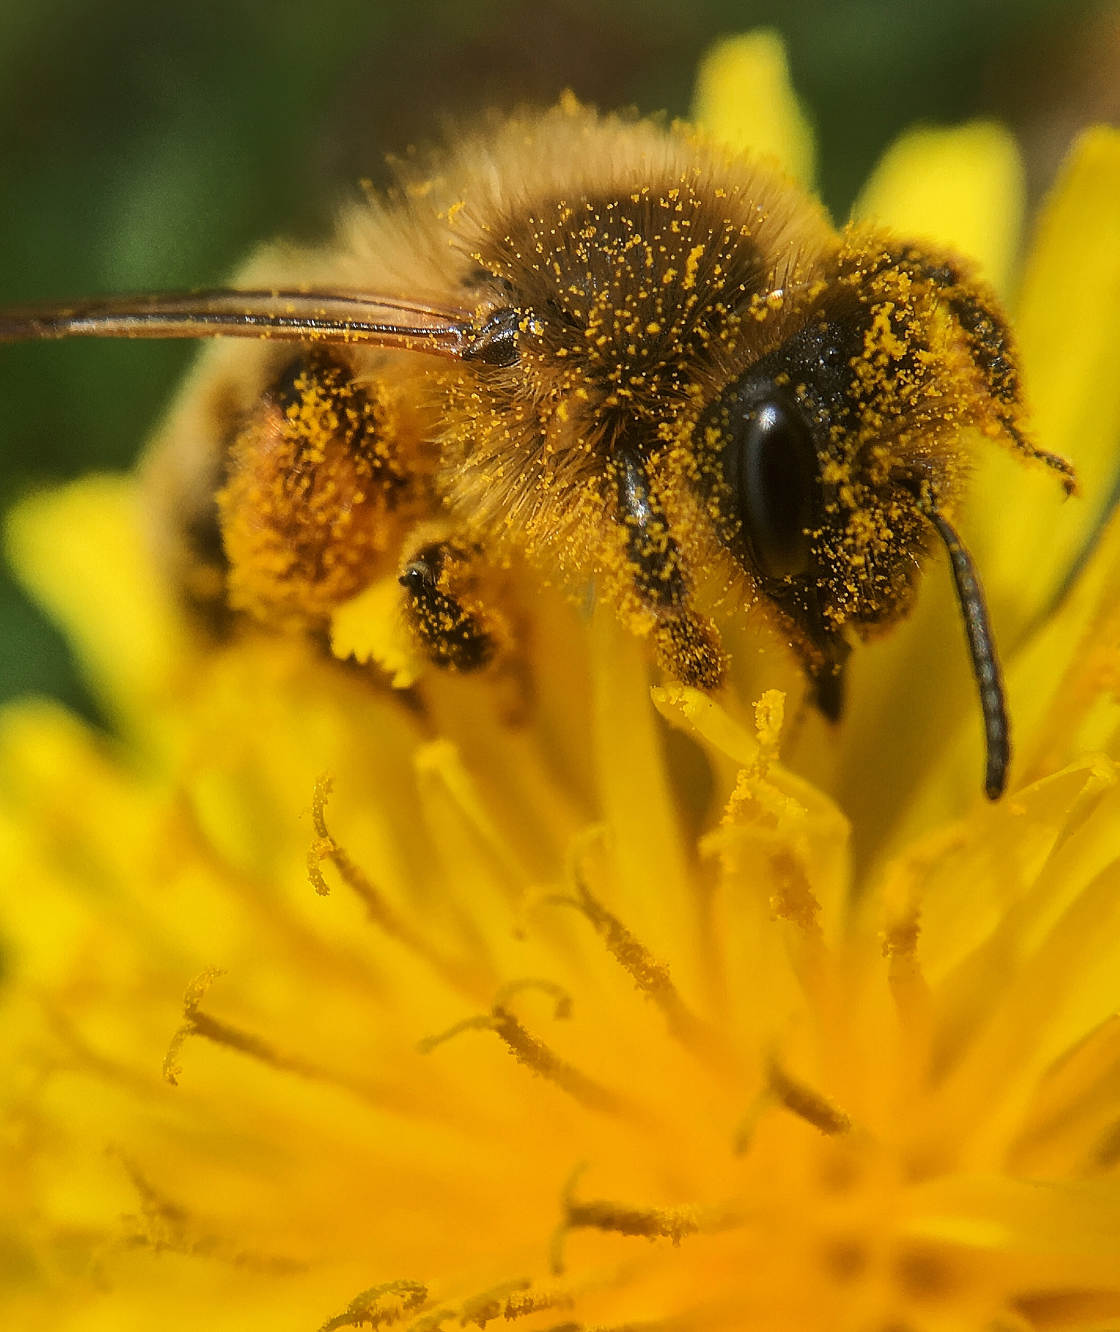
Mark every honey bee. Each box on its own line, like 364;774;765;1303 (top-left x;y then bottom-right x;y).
1;97;1074;798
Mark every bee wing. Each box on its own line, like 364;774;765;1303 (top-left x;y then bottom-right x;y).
0;289;479;359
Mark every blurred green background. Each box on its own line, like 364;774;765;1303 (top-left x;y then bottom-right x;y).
2;0;1117;716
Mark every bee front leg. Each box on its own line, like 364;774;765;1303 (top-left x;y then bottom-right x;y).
881;243;1075;492
613;451;726;691
398;539;512;673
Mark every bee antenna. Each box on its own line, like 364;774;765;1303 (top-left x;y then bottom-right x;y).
0;290;479;359
925;504;1009;800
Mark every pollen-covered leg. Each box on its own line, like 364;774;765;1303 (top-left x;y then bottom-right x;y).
611;452;726;690
218;348;423;630
887;245;1077;493
650;610;726;691
398;539;512;672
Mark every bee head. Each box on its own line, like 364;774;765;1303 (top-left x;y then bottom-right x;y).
699;237;1046;750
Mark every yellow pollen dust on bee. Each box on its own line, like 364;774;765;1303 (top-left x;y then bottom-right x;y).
0;96;1075;798
218;354;422;629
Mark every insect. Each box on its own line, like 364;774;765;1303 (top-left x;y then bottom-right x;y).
0;97;1074;798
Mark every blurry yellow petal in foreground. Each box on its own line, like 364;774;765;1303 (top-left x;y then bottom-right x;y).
852;120;1024;295
976;125;1120;627
3;476;192;726
691;30;816;185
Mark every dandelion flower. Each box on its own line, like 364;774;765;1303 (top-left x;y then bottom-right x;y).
3;34;1120;1332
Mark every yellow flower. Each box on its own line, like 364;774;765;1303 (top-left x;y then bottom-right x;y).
4;33;1120;1332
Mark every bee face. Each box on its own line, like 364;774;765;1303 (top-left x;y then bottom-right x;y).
694;246;969;707
0;100;1075;798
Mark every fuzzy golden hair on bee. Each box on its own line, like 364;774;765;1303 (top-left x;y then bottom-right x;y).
0;96;1076;799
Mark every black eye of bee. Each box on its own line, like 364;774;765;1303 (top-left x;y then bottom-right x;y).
719;387;818;581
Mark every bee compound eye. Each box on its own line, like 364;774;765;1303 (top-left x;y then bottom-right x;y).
722;392;817;581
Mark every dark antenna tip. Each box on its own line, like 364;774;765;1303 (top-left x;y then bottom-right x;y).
926;505;1010;800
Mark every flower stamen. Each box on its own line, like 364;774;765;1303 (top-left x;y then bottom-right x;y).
501;1285;578;1322
546;855;715;1055
418;979;632;1115
767;1056;853;1135
115;1152;301;1272
163;968;332;1087
550;1166;743;1279
162;969;409;1109
767;847;822;932
566;1196;703;1243
316;1280;428;1332
457;1278;533;1327
308;775;482;998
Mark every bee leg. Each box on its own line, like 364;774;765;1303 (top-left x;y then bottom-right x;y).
616;451;688;609
894;248;1076;493
649;610;726;691
220;347;417;628
398;540;506;672
614;451;726;690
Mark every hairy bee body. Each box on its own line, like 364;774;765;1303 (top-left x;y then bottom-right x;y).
5;97;1074;796
150;103;831;665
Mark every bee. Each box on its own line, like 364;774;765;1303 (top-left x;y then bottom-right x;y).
0;97;1074;798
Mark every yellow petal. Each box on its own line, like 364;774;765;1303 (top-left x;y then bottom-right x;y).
1014;498;1120;785
3;477;195;728
969;126;1120;637
330;573;423;688
909;1176;1120;1288
691;30;816;187
852;121;1024;295
589;611;696;990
